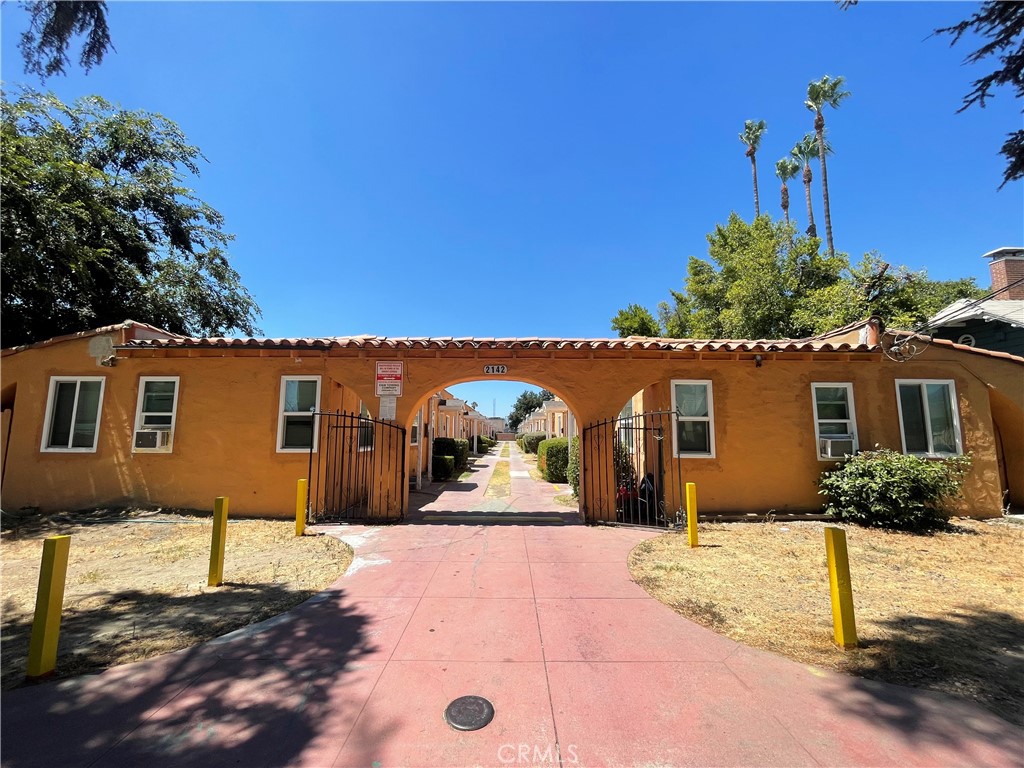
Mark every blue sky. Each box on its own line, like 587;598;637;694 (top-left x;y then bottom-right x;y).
3;1;1022;418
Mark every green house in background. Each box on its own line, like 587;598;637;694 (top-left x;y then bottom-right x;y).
929;247;1024;357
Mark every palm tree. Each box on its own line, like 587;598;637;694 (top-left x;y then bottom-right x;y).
739;119;767;217
790;133;832;239
805;75;850;257
774;158;801;225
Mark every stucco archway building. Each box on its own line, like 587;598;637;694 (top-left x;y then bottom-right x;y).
2;318;1021;523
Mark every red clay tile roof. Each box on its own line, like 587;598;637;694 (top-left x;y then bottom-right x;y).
2;320;181;356
118;334;878;354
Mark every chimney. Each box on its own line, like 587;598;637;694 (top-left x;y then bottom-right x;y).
984;246;1024;300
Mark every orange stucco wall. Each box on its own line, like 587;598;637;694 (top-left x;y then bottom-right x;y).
1;334;1020;518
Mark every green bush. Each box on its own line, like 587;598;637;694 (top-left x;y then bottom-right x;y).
567;436;580;497
433;437;458;459
538;437;569;483
818;448;971;531
476;435;496;452
453;439;470;471
522;432;547;454
432;454;455;481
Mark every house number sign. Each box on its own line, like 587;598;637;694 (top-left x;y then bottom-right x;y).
483;365;508;375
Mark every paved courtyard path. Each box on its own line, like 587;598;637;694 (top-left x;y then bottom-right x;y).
2;519;1021;767
408;441;579;523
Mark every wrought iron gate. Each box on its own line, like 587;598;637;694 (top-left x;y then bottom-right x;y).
580;410;685;528
307;411;406;523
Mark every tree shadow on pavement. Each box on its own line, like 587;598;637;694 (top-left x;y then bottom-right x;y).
837;607;1024;731
0;583;399;767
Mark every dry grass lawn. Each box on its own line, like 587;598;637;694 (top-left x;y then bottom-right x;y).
1;509;351;689
485;459;511;498
629;518;1024;726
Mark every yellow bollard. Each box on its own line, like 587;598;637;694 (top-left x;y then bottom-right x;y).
26;535;71;679
686;482;698;548
824;527;858;649
296;478;308;537
208;496;229;587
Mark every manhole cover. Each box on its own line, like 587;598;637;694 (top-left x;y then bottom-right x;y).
444;695;494;731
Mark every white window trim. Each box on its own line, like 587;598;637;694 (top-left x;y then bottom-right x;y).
895;379;963;458
277;376;321;453
811;382;859;461
671;379;716;458
132;376;181;454
358;401;374;452
40;376;106;453
410;410;421;446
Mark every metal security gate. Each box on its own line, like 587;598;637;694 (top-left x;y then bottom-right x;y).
307;411;406;523
580;410;685;528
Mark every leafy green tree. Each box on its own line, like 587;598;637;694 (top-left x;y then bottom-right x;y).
805;75;851;258
17;1;113;79
934;1;1024;187
610;303;661;337
647;215;983;340
792;252;986;334
1;90;261;347
662;214;844;339
507;390;546;432
774;157;801;225
739;119;768;218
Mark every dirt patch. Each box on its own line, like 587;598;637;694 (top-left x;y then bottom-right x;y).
1;509;352;688
553;493;577;508
628;518;1024;726
500;443;510;458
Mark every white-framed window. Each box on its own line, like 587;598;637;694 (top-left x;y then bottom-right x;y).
618;399;636;453
896;380;963;457
411;410;421;446
811;383;859;461
358;401;374;451
40;377;106;452
133;377;180;453
277;376;320;452
671;380;715;458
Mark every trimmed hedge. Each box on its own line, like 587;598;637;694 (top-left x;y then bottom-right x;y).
521;432;547;454
567;436;580;497
453;439;470;471
433;437;470;472
432;454;455;481
476;435;497;451
538;437;569;483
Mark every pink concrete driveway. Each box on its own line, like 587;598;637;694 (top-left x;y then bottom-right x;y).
2;523;1021;767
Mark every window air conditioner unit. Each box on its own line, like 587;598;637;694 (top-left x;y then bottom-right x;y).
134;428;172;451
819;436;855;459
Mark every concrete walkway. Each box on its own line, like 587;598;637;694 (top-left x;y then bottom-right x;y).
408;441;580;523
3;520;1021;767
